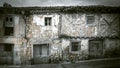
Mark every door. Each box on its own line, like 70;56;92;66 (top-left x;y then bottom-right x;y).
33;44;49;57
89;40;103;59
42;45;49;56
33;44;49;64
0;44;13;64
33;45;41;58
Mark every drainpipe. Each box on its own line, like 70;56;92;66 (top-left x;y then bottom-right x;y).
58;14;63;61
119;16;120;37
58;14;62;37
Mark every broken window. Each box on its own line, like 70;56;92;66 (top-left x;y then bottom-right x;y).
4;16;14;36
71;42;80;51
45;17;52;26
4;44;13;52
86;15;95;24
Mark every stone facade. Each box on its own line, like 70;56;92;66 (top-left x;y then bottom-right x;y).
0;6;120;65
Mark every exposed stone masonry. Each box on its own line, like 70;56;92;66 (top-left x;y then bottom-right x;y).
0;6;120;65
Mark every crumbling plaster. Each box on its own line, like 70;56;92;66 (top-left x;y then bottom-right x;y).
61;14;98;37
31;14;59;39
98;14;120;36
61;14;120;37
0;14;25;64
28;14;60;58
0;13;119;64
61;38;89;60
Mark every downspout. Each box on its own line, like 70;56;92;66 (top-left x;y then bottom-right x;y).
58;14;63;60
58;14;62;37
119;15;120;37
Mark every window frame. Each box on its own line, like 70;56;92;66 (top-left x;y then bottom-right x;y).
44;17;52;26
89;38;104;58
86;14;95;25
4;27;14;36
4;44;13;52
70;40;81;53
33;43;49;57
4;16;14;36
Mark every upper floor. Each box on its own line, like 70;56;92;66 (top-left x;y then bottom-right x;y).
0;6;120;40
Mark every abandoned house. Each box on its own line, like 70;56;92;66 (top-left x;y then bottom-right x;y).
0;5;120;65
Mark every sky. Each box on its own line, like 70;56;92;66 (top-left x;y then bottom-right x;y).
0;0;120;7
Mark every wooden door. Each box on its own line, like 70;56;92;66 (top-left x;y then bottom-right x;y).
33;44;49;57
89;40;103;59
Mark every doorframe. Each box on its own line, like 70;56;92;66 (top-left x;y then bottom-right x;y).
32;43;50;58
88;38;104;59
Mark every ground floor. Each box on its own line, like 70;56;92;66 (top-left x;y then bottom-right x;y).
0;37;120;65
0;58;120;68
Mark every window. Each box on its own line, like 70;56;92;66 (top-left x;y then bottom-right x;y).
86;15;95;24
5;17;13;22
71;42;80;51
4;44;13;52
4;16;14;36
4;27;14;36
45;17;52;26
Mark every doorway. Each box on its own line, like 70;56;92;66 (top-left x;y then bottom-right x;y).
33;44;49;64
89;39;103;59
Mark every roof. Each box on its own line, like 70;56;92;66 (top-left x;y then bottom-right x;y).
1;0;120;7
0;6;120;14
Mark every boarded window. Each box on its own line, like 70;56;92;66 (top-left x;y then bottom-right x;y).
45;17;52;26
87;15;95;24
71;42;80;51
4;16;14;36
4;44;13;52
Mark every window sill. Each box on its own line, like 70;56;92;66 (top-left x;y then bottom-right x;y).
43;26;52;31
3;36;15;38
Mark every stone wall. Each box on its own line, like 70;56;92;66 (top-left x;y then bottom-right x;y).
61;39;89;61
104;38;120;58
0;14;25;65
24;14;61;64
31;14;59;39
0;13;119;64
98;14;120;36
61;14;120;37
59;13;120;61
61;14;98;37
